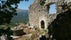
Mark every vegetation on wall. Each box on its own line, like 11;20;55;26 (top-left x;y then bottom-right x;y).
40;0;46;6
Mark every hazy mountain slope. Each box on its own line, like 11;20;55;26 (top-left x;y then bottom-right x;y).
11;9;29;25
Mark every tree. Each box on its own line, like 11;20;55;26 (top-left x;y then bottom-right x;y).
0;0;29;40
0;0;28;25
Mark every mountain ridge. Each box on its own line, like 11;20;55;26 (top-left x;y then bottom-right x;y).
11;9;29;25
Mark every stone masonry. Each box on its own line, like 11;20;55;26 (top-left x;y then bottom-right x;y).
29;0;71;30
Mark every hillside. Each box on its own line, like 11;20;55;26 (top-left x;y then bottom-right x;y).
11;9;29;25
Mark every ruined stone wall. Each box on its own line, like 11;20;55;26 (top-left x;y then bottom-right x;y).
29;0;71;30
29;0;71;39
29;0;50;30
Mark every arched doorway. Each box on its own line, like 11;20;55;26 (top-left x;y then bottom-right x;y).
41;20;45;29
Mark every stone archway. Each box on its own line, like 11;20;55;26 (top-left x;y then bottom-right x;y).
39;17;48;30
41;20;45;29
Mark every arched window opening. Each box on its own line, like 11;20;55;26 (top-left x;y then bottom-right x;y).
41;20;45;29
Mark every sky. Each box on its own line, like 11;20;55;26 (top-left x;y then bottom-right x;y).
18;0;34;10
49;4;56;14
0;0;56;14
18;0;56;13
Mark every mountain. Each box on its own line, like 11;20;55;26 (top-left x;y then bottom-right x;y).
16;9;28;13
10;9;29;25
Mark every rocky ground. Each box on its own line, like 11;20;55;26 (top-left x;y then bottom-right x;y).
11;23;48;40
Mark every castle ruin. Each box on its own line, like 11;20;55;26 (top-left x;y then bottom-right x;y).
29;0;71;39
29;0;71;30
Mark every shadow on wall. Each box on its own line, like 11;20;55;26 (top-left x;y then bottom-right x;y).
39;36;48;40
48;8;71;40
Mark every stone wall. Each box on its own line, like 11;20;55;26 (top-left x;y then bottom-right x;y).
29;0;71;33
29;0;71;39
29;0;49;30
